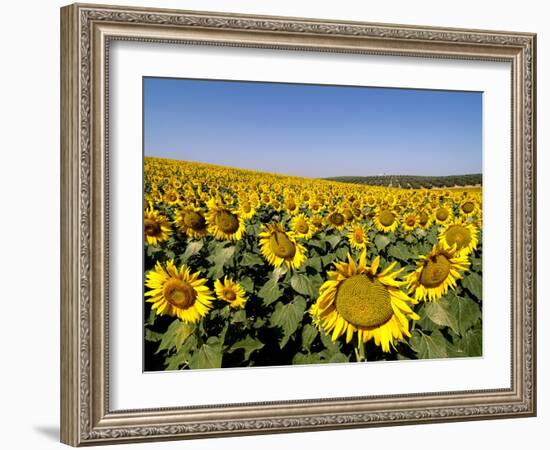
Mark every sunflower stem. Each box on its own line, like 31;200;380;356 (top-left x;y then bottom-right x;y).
355;343;366;362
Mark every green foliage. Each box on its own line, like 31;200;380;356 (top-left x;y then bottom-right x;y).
229;336;265;360
269;297;307;348
462;272;483;299
374;234;391;251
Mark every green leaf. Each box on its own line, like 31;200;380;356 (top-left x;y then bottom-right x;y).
455;326;482;357
258;278;282;305
319;330;341;354
470;256;482;272
146;245;161;257
308;239;326;252
180;240;204;262
156;320;195;354
335;246;349;260
229;336;265;360
145;308;157;326
321;253;336;267
414;304;440;332
270;297;307;348
306;256;323;272
462;272;482;300
240;252;264;267
374;234;391;251
164;335;197;370
326;234;341;249
207;245;236;278
271;266;288;281
410;330;449;359
387;243;412;261
239;276;254;293
188;342;223;369
144;329;163;342
447;293;482;335
426;226;438;245
290;274;314;297
231;309;247;324
292;352;324;365
328;352;349;364
301;324;318;351
422;299;460;335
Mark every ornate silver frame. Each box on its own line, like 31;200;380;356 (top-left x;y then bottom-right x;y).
60;3;536;446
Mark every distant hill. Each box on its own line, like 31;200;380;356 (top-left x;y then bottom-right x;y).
324;174;482;189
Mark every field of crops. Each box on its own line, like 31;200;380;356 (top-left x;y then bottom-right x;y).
326;173;482;189
143;157;483;371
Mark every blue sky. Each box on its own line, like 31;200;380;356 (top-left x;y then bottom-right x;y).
143;77;482;178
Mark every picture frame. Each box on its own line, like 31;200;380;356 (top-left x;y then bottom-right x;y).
60;2;536;446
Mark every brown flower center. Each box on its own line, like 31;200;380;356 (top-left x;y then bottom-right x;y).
215;210;239;234
379;210;395;227
419;211;429;226
144;218;161;237
163;279;196;309
286;200;297;211
166;192;178;202
445;225;472;250
184;211;206;231
353;229;365;243
329;212;345;226
343;208;354;221
295;220;309;234
223;289;237;301
420;255;451;288
269;231;296;259
335;275;393;328
462;202;475;213
436;207;449;221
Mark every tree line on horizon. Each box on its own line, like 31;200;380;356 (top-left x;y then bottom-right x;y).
324;174;482;189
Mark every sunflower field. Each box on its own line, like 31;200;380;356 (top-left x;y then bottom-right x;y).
143;157;483;371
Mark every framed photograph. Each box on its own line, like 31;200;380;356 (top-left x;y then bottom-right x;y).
60;3;537;446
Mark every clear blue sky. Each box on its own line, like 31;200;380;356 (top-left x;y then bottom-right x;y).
143;77;482;178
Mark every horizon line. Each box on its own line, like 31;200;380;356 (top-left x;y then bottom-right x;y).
144;155;482;180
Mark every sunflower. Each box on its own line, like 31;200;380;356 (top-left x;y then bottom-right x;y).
214;277;247;309
373;207;399;233
308;199;324;214
145;260;214;323
406;243;470;302
239;200;256;220
310;251;419;352
163;189;180;205
365;195;377;208
258;223;307;270
438;219;480;255
326;210;346;230
311;214;325;231
291;213;314;240
144;207;172;246
402;213;418;232
417;209;433;229
175;206;208;239
284;197;299;215
205;199;245;241
342;206;355;223
459;198;480;217
433;205;453;225
348;224;368;250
